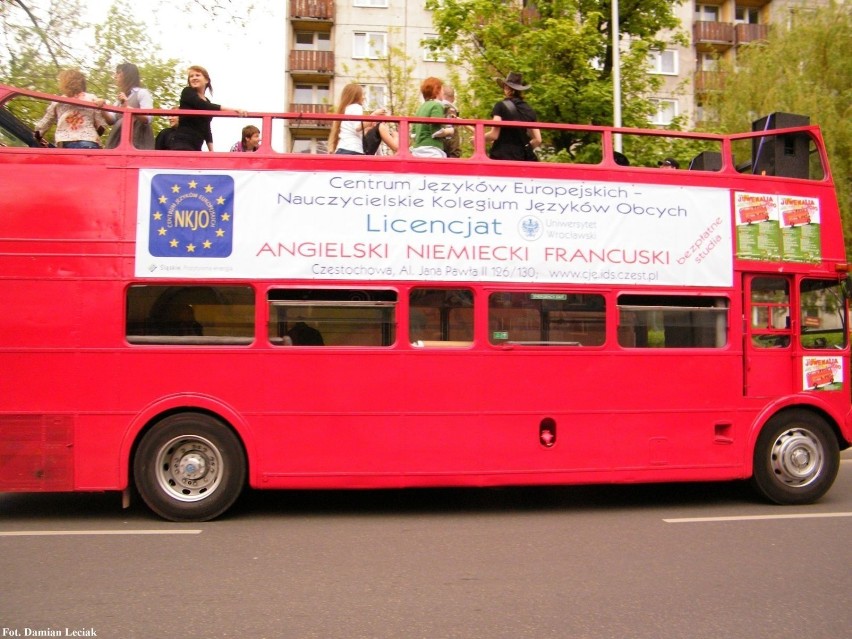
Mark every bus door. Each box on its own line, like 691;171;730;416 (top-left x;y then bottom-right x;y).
745;275;794;397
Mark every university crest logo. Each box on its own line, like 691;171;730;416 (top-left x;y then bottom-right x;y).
148;174;234;257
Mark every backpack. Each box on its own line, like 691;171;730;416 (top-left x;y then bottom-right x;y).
362;124;383;155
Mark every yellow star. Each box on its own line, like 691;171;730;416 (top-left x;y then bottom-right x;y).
216;229;225;237
188;180;198;189
216;196;225;205
203;240;212;249
170;239;179;248
171;184;180;193
221;212;230;222
186;243;196;253
204;184;214;193
158;195;167;204
153;212;162;220
158;227;167;236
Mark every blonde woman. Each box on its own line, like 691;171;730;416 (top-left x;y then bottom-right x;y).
328;83;388;155
34;69;109;149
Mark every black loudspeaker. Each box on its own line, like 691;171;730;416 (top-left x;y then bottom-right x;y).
752;112;810;179
689;151;722;171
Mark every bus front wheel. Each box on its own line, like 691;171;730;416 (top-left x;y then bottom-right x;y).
133;413;246;522
751;410;839;505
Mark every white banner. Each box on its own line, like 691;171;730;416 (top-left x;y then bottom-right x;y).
135;169;733;286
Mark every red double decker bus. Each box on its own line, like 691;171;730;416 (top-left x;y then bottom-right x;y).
1;84;849;521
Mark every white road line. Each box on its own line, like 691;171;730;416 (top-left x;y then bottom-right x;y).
0;529;202;537
664;512;852;524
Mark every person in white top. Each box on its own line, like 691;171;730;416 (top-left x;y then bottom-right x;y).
328;83;387;155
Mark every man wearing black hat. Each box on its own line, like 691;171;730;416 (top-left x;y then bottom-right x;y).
485;72;541;161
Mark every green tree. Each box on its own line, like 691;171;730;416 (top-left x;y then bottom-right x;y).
1;0;181;127
702;1;852;252
424;0;686;160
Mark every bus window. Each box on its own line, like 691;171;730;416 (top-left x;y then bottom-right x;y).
800;279;847;350
126;285;255;345
749;277;791;348
409;288;473;346
268;289;396;346
617;295;728;348
489;292;605;346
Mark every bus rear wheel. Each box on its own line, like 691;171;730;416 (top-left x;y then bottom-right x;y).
751;410;839;505
133;413;246;522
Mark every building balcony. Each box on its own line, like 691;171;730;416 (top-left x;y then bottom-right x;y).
288;103;332;130
694;71;727;94
290;0;334;30
736;23;770;45
288;50;335;81
693;21;735;51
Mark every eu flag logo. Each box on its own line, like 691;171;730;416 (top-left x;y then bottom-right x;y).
149;174;234;257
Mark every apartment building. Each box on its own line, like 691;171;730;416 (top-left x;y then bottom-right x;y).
659;0;829;128
286;0;454;153
284;0;826;152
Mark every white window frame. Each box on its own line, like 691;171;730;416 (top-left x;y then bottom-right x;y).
648;49;678;75
362;85;388;111
353;32;387;59
696;52;718;72
293;84;331;105
735;6;760;24
295;31;331;52
695;4;720;22
353;0;388;6
422;34;451;62
650;99;678;126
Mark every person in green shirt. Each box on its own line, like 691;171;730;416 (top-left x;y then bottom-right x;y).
411;77;449;158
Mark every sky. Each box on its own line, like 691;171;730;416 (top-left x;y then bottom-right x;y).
82;0;286;147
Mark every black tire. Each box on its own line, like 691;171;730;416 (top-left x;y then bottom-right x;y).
751;410;839;505
133;413;246;521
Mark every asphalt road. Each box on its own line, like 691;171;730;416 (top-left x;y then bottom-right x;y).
2;455;851;639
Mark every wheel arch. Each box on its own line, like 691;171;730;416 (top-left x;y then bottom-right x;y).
746;397;846;475
120;394;257;490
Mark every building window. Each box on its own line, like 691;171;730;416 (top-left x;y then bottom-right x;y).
650;99;678;125
695;4;720;22
353;0;388;6
422;34;453;62
649;49;678;75
363;84;387;110
735;7;760;24
293;84;330;105
353;32;387;59
295;31;331;51
697;52;718;72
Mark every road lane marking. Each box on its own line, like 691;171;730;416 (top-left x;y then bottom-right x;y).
664;512;852;524
0;529;202;536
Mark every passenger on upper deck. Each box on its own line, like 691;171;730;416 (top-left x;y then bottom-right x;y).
485;72;541;162
411;77;448;158
168;66;246;152
104;63;155;150
230;125;260;152
328;83;387;155
34;69;109;149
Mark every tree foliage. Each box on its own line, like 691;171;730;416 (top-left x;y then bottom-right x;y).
702;1;852;252
1;0;182;128
424;0;686;158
